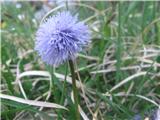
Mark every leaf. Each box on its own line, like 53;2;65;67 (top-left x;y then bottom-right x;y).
0;93;68;110
1;99;52;120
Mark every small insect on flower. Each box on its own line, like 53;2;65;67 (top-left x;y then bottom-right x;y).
35;11;90;66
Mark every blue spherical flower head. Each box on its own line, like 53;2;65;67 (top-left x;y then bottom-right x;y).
35;11;90;66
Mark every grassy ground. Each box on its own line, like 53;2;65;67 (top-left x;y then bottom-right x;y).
1;1;160;120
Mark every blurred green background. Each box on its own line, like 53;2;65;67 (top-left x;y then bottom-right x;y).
1;1;160;120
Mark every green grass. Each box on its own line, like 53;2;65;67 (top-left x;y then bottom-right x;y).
1;1;160;120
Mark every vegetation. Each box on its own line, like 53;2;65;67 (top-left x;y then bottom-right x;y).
1;1;160;120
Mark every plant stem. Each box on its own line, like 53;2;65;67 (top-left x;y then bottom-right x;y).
58;64;68;120
68;60;80;120
50;66;55;93
60;63;68;104
116;1;122;82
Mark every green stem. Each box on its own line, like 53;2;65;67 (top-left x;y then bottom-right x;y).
57;64;68;120
60;63;68;104
50;66;55;93
68;60;80;120
116;2;122;82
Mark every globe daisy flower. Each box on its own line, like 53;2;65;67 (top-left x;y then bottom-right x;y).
35;11;90;66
